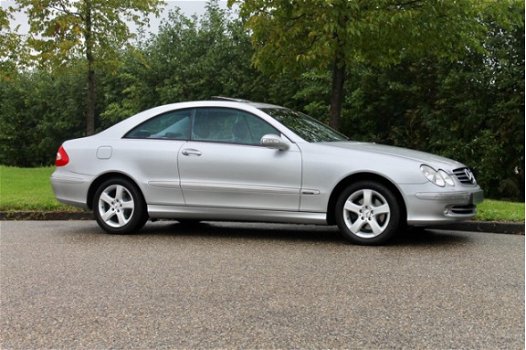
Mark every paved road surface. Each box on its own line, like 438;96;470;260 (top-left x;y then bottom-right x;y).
1;221;524;349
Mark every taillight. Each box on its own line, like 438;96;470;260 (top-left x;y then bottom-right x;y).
55;145;69;166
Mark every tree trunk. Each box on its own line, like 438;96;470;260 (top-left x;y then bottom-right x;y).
329;58;345;131
85;0;95;136
86;62;95;135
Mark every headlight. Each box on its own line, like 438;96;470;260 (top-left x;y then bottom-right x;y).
420;165;445;187
438;170;455;187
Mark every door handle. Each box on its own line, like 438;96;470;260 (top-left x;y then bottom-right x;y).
182;148;202;156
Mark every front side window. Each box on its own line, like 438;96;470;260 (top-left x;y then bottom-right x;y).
125;109;192;140
192;108;279;145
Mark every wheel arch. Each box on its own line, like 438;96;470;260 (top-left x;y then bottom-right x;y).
326;172;407;226
87;172;143;210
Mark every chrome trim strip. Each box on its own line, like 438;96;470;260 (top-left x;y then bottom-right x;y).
301;189;320;195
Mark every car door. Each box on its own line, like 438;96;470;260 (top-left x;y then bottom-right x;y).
178;107;302;211
121;109;192;206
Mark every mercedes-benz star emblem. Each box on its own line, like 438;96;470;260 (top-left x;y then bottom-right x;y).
464;168;475;183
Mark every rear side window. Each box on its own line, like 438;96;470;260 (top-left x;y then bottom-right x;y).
125;109;192;140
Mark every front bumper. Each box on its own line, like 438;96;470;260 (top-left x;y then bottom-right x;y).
400;183;484;226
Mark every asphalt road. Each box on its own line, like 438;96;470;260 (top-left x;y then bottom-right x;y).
1;221;524;349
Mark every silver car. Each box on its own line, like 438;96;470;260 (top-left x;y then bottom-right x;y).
51;99;484;244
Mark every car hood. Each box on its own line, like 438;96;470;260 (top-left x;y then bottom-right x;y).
321;141;465;169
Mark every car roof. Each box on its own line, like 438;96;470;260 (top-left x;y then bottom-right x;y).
208;96;283;110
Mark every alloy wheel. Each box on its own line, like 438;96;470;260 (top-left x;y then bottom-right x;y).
97;184;135;228
342;189;391;239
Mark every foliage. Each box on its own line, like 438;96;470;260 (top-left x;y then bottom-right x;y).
337;0;525;199
0;5;27;80
0;66;85;166
16;0;164;135
99;1;300;129
229;0;486;129
232;0;483;71
17;0;163;66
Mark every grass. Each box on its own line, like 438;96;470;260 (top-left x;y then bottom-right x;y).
476;199;524;222
0;166;524;222
0;166;80;211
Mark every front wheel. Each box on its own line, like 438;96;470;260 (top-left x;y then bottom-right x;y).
93;178;148;234
335;181;401;245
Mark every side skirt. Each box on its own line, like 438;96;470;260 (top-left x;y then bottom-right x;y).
148;205;328;225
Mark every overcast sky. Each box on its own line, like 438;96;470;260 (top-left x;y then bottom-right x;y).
1;0;230;36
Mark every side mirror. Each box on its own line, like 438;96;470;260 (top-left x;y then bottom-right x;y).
260;134;289;151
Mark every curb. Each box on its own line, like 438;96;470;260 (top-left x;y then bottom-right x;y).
0;211;93;221
0;211;524;235
429;221;524;235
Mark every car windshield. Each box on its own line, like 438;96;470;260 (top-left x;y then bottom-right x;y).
261;108;348;142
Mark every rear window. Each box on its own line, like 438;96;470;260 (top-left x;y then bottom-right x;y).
125;109;192;140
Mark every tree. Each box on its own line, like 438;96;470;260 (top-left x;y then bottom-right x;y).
16;0;164;135
100;1;289;127
331;1;524;199
0;65;86;166
230;0;485;130
0;5;26;80
0;6;15;57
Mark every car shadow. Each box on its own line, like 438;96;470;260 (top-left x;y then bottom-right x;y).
134;221;472;247
141;221;345;244
391;227;472;246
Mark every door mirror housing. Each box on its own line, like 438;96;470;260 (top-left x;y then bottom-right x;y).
260;134;289;151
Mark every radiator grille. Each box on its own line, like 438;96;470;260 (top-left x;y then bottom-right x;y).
452;168;477;185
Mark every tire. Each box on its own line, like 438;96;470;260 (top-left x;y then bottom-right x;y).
93;178;148;234
335;181;400;245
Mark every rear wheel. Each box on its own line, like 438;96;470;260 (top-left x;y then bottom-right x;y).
93;178;147;234
335;181;400;245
